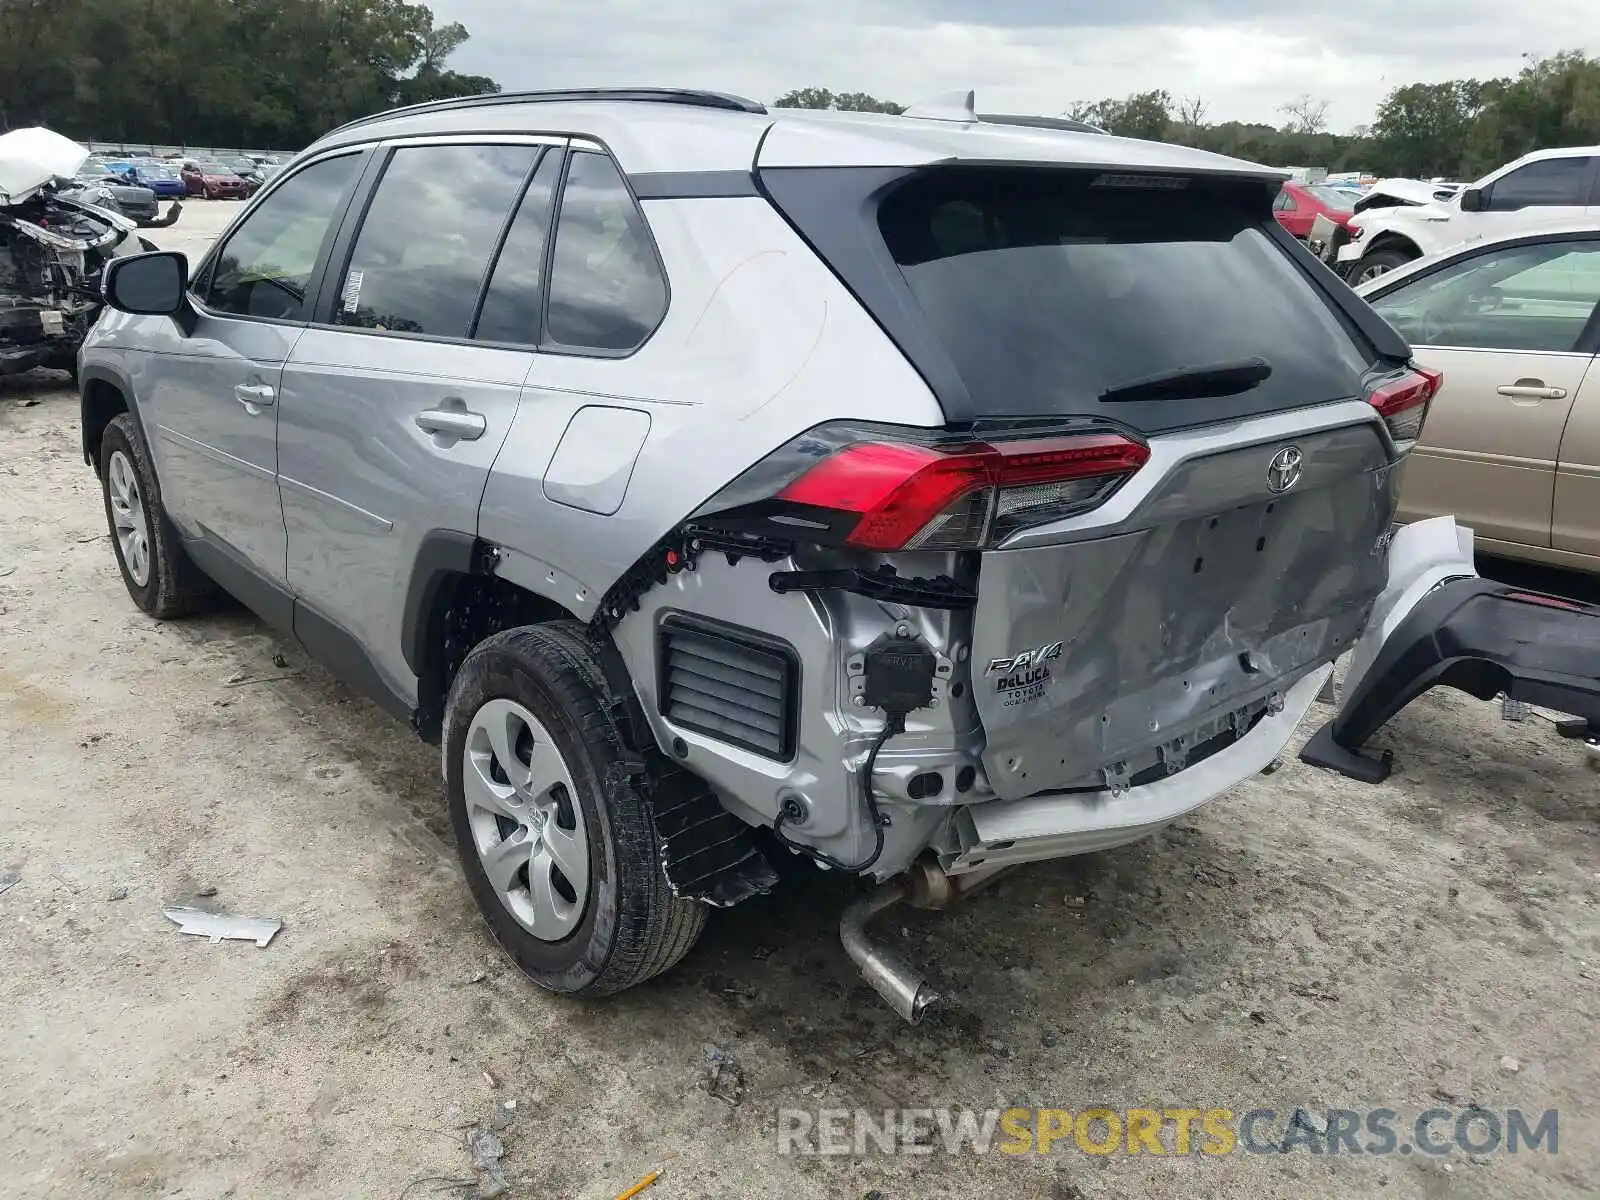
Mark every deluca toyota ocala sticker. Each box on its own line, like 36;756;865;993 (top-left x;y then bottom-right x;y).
986;641;1063;705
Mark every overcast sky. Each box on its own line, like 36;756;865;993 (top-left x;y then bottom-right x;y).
432;0;1588;132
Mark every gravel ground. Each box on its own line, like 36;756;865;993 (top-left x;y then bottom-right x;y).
0;201;1596;1200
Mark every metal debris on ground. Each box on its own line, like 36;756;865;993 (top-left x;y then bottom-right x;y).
614;1170;660;1200
0;870;19;896
223;671;300;688
489;1098;517;1132
702;1043;745;1106
465;1126;510;1199
162;905;282;947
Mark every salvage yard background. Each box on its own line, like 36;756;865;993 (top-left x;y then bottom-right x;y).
1;203;1597;1200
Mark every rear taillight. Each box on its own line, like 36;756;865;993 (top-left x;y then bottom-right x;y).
1367;366;1442;445
697;425;1149;552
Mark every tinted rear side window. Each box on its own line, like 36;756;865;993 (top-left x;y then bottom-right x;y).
545;152;667;353
875;168;1370;424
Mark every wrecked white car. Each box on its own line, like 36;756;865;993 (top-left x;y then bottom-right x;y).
1327;148;1600;283
1;127;145;379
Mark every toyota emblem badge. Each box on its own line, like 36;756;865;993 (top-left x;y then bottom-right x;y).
1266;446;1304;494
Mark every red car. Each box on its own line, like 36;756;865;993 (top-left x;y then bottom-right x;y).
180;161;249;200
1271;181;1354;240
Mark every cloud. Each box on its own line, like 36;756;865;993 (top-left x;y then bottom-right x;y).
431;0;1591;130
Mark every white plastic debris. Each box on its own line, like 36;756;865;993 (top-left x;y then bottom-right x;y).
162;905;282;947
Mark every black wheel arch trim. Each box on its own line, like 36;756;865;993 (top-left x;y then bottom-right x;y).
401;528;483;678
79;363;144;467
1300;577;1600;782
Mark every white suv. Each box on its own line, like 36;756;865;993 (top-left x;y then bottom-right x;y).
1336;146;1600;283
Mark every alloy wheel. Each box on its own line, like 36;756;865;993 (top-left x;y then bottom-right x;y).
463;698;590;941
107;449;151;587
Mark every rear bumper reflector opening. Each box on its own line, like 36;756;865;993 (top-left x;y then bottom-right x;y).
657;615;799;761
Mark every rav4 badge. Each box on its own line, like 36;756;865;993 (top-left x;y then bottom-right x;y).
986;641;1064;676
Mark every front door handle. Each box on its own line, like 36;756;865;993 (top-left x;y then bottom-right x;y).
1497;381;1566;400
233;383;275;411
415;408;487;441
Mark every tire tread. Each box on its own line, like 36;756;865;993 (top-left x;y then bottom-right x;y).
446;620;706;998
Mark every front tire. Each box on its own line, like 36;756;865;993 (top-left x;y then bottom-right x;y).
444;622;707;997
1350;246;1416;284
98;413;213;618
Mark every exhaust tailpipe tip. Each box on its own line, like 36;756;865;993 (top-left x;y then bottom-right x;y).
839;881;942;1024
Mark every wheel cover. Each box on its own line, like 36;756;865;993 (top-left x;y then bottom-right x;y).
463;698;590;941
107;450;151;588
1356;260;1393;283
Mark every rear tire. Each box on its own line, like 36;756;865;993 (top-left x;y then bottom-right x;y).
444;622;708;997
98;413;214;618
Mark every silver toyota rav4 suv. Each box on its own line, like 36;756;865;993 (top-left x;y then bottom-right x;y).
79;88;1474;1020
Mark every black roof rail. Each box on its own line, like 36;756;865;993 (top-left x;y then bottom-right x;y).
328;88;768;136
977;113;1110;136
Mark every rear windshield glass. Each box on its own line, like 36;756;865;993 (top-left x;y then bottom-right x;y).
876;168;1371;423
1302;184;1356;209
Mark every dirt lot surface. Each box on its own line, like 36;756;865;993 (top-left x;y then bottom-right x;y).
1;201;1597;1200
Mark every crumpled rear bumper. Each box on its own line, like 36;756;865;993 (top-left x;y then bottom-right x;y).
942;665;1332;872
1301;517;1600;782
939;517;1486;873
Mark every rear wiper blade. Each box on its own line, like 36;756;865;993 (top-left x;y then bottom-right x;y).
1098;356;1272;404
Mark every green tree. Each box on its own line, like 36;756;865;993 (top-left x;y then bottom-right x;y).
1368;80;1490;178
1464;50;1600;175
1068;90;1172;141
773;88;904;114
0;0;499;148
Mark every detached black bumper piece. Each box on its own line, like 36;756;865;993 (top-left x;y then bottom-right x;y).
142;201;183;229
1301;577;1600;783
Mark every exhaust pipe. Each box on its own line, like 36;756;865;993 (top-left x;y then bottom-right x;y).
839;881;940;1023
840;861;1021;1023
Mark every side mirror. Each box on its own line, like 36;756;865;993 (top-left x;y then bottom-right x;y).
103;251;188;316
1459;187;1485;212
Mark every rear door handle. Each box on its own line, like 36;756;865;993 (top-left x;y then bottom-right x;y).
233;383;275;410
1497;383;1566;400
415;408;487;441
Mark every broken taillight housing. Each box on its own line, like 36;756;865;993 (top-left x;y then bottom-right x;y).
694;424;1150;551
1366;366;1442;445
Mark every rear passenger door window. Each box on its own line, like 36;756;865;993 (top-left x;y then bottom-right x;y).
473;152;563;345
544;151;667;352
203;153;361;321
334;143;541;338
